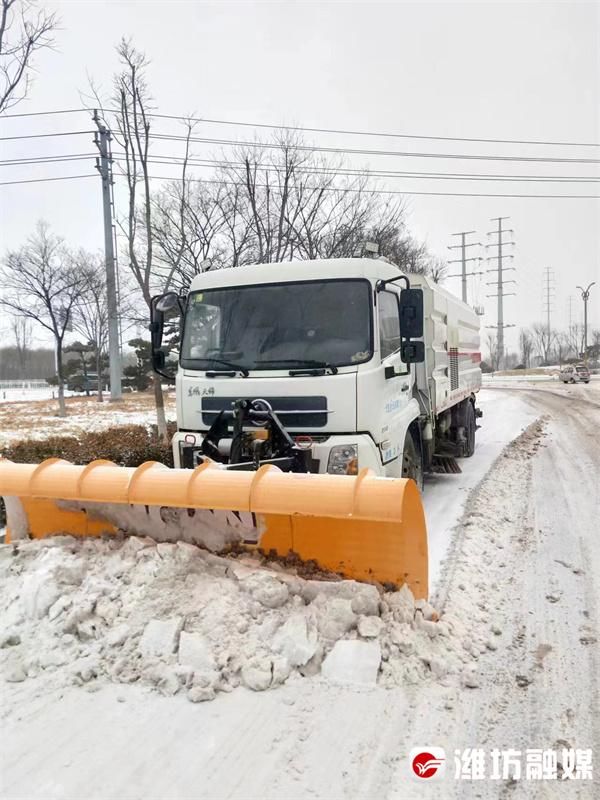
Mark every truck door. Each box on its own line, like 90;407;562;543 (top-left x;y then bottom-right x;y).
378;290;410;477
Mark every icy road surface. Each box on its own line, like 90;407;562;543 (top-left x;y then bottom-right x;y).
1;383;598;800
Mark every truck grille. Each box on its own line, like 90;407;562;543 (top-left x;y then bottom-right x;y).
200;396;329;429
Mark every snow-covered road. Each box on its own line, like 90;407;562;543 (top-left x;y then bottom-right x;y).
1;384;598;799
424;388;538;594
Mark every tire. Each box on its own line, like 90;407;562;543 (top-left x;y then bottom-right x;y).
462;401;476;458
402;430;424;491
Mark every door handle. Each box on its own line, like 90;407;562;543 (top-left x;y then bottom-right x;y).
401;383;409;392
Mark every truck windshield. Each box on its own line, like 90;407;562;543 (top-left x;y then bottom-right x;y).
180;279;372;371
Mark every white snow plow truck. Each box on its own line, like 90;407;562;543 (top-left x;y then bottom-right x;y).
151;257;482;485
0;257;480;601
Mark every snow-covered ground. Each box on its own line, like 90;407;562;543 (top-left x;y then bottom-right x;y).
0;392;176;446
1;385;599;799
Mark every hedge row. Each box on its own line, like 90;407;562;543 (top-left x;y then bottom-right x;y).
1;424;177;468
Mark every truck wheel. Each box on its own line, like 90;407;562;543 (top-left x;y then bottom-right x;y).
462;402;476;458
402;431;424;491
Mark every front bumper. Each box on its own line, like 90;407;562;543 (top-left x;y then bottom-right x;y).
172;431;384;475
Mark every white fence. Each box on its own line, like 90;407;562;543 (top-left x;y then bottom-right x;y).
0;380;49;390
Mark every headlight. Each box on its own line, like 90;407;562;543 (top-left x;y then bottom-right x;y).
327;444;359;475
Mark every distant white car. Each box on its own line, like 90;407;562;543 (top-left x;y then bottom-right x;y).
559;364;591;384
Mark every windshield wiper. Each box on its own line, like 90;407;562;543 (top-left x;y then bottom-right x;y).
197;357;249;377
255;358;338;375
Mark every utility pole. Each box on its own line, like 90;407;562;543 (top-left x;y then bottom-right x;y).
93;110;122;401
447;231;484;304
542;267;555;339
576;282;596;359
486;217;516;367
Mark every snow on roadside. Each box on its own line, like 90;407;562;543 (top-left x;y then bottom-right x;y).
1;531;495;708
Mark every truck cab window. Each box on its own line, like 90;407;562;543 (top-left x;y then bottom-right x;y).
378;291;401;360
180;279;373;370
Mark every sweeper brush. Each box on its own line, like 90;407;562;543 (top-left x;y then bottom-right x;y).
0;458;428;599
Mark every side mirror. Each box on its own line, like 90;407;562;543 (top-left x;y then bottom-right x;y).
399;289;424;339
401;341;425;364
156;292;184;314
150;292;184;382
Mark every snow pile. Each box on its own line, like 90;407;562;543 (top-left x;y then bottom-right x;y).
0;535;489;703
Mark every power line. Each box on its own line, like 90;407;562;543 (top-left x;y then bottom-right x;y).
0;109;86;119
2;106;598;148
141;115;600;149
9;126;599;162
0;130;94;141
149;133;600;164
107;154;600;182
0;153;96;166
1;169;598;198
114;173;600;199
0;174;96;186
6;151;600;182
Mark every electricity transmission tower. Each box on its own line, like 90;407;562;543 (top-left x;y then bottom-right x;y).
93;110;122;401
486;216;516;367
447;231;484;304
542;267;555;338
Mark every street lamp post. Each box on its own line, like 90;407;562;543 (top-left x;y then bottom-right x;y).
576;282;596;360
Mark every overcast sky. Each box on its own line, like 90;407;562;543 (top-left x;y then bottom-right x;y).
1;0;598;351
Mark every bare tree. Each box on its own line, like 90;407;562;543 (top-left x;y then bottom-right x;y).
10;315;32;376
425;256;448;284
0;0;57;113
0;222;84;416
567;322;584;360
152;146;229;288
95;40;170;436
531;322;556;365
72;251;109;401
553;332;570;367
486;332;501;372
151;133;449;284
519;327;533;368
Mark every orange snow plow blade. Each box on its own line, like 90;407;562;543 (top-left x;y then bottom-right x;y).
0;458;428;598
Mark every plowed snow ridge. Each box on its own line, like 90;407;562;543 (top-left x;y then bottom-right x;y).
1;531;490;704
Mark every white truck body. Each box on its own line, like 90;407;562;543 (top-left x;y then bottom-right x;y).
171;258;481;477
